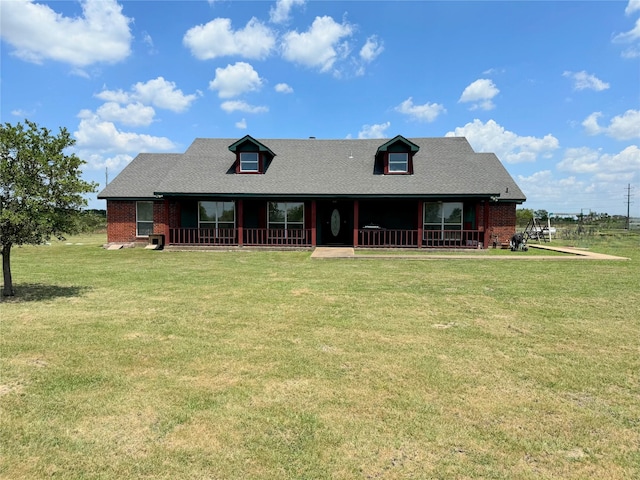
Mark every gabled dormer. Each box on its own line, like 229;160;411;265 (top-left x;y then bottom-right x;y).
375;135;420;175
228;135;276;174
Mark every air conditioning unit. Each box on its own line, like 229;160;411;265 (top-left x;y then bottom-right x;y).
146;234;165;250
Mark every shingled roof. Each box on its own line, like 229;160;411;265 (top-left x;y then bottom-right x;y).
98;137;526;202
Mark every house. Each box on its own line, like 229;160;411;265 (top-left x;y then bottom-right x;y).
97;135;526;249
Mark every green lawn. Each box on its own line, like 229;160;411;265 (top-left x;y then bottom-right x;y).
1;234;639;479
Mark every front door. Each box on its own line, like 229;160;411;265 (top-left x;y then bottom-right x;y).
319;201;352;245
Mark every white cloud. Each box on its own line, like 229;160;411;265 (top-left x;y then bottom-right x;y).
270;0;305;24
395;98;446;122
183;17;275;60
85;152;133;171
557;147;602;173
95;88;131;105
96;77;199;113
96;102;156;127
220;101;268;114
483;67;505;76
74;111;175;153
235;118;248;129
614;5;640;59
626;0;640;15
613;17;640;43
11;108;34;118
360;36;384;62
0;0;132;67
516;170;590;210
141;31;157;55
275;83;294;94
358;122;391;139
620;46;640;58
518;144;640;213
446;119;560;163
558;145;640;174
132;78;200;112
582;112;603;136
209;62;263;99
142;32;154;48
281;16;353;73
613;18;640;43
563;70;610;91
582;110;640;140
459;79;499;111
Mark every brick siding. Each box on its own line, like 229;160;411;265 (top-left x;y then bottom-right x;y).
106;199;519;248
106;199;171;243
488;202;517;245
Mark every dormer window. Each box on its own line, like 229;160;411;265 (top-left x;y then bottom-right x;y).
388;152;408;173
375;135;420;175
240;152;259;172
228;135;276;174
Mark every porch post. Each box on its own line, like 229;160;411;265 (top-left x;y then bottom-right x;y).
164;199;170;238
237;199;244;246
417;200;423;248
311;200;317;246
353;200;359;247
475;203;483;249
484;200;491;247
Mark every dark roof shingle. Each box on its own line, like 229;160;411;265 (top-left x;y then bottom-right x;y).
98;137;526;202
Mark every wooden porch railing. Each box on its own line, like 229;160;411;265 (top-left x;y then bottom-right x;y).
169;228;482;248
243;228;312;246
169;228;312;247
359;229;483;248
359;228;419;247
422;229;482;248
169;227;237;246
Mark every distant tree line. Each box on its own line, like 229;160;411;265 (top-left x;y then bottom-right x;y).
516;208;636;231
77;209;106;233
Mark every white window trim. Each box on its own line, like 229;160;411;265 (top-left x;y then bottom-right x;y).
388;152;408;173
136;201;154;237
240;152;259;172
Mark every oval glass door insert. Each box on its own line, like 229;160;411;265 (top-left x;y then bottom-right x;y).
330;208;341;237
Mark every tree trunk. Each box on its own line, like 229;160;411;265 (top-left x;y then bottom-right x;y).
2;243;14;296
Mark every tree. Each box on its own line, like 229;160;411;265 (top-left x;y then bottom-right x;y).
516;208;534;227
534;209;549;221
1;120;98;296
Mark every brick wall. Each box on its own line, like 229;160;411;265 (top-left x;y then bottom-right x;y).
106;200;136;243
106;200;171;243
488;202;517;245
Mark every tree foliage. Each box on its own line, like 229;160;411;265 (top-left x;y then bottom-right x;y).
534;209;549;221
0;120;98;296
516;208;534;227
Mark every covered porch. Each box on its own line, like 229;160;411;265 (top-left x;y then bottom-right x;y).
162;197;489;249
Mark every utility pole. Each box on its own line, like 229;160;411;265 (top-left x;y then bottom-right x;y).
624;184;633;230
105;167;109;187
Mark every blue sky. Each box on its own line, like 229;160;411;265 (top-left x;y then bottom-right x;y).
1;0;639;216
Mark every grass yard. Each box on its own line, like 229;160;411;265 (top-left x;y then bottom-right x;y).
1;234;639;479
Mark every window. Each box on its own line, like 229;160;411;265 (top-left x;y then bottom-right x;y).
388;152;408;173
199;201;235;231
268;202;304;230
240;152;259;172
423;202;463;239
136;201;154;237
